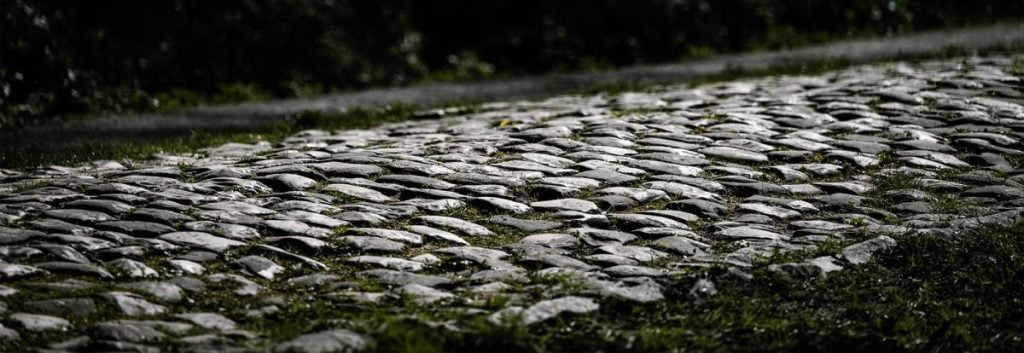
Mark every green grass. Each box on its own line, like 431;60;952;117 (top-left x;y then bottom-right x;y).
0;104;419;171
359;222;1024;352
361;221;1022;353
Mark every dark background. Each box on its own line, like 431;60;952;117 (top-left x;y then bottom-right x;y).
3;0;1024;127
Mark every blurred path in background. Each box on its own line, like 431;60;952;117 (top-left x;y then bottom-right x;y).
8;21;1024;149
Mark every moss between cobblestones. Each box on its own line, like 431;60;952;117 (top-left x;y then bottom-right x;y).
764;236;846;264
2;204;1022;352
286;223;1023;353
244;221;1021;353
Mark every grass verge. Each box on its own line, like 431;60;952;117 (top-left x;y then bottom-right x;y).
0;105;419;171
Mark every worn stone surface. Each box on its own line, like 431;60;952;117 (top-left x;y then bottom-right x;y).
1;54;1024;350
489;296;599;325
272;329;369;353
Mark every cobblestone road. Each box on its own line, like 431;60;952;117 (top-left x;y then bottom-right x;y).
2;54;1024;352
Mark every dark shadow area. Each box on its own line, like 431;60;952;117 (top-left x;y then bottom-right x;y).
4;0;1024;128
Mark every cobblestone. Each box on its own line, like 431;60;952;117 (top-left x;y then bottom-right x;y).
2;54;1024;351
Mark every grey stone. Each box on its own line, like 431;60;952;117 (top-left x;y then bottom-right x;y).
519;233;580;248
639;209;700;223
651;236;709;256
234;256;285;280
604;265;668;277
43;208;115;223
406;225;469;245
590;195;637;210
642;181;720;200
359;269;452;287
99;291;168;315
106;258;159;278
199;201;276;215
455;184;511;197
520;253;595;270
468;197;532;214
963;185;1024;200
698;146;769;163
94;321;167;342
313;162;384;177
272;329;369;353
490;296;598;325
25;298;97;317
608;213;688;230
159;232;244;253
584;277;664;303
96;220;175;237
322;183;394;202
348;256;425;272
119;281;186;302
417;215;493;236
0;263;45;279
34;261;113;278
37;244;90;263
167;259;205;275
436;246;510;266
571;227;637;245
175;313;237;331
814;181;873;195
395;284;455;303
841;236;897;265
9;313;71;331
183;221;260;240
341;236;406;252
573;169;638;185
129;207;195;224
531;198;600;213
0;226;43;244
598;244;668;262
208;273;262;296
445;173;527;187
258;173;318;191
0;323;19;341
668;199;728;218
65;199;135;214
488;215;562;232
715;226;789;241
348;228;423;245
689;279;718;297
737;203;801;220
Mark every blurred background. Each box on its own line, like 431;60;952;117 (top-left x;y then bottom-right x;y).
3;0;1024;129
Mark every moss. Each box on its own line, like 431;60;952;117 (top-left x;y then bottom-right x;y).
439;206;488;223
766;236;847;264
467;224;526;248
